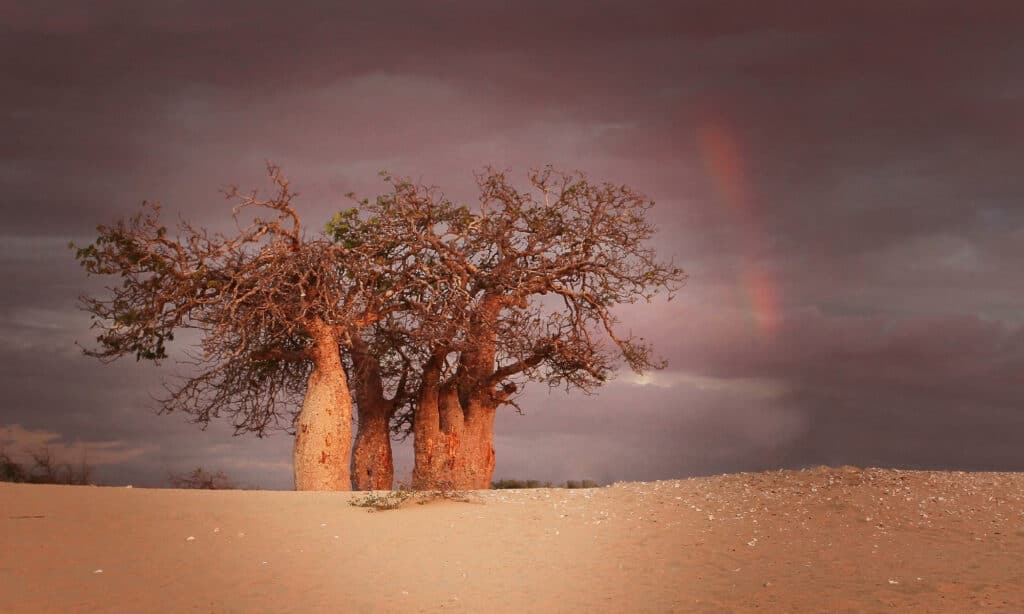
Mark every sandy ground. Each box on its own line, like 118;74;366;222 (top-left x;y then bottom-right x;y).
2;466;1023;613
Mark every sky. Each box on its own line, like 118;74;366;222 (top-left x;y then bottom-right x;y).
2;1;1023;489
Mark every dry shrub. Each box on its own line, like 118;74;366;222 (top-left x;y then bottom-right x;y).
0;448;93;485
167;467;237;490
350;479;471;511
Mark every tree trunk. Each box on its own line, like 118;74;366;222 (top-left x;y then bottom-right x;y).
351;400;395;490
349;336;396;490
412;385;496;490
458;403;496;489
411;374;452;489
293;320;352;491
413;294;504;491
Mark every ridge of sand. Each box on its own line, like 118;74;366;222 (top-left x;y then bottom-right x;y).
2;466;1023;612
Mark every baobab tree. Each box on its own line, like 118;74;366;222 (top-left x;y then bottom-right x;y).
328;181;477;490
77;164;683;492
341;168;686;489
75;166;409;490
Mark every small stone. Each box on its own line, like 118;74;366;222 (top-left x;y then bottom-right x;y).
186;536;195;542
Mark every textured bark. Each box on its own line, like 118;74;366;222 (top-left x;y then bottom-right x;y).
412;382;460;490
455;402;497;489
411;359;442;489
293;320;352;491
412;374;497;490
349;337;397;490
413;295;503;490
351;401;394;490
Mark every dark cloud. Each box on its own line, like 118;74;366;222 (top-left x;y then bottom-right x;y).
1;0;1022;487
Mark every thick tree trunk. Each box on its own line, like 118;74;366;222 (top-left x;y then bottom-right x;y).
454;403;496;489
351;400;395;490
412;384;459;490
413;294;504;491
349;336;396;490
293;320;352;491
412;384;496;490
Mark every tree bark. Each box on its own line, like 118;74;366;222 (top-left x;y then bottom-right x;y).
455;401;497;489
349;337;396;490
351;400;395;490
411;357;452;489
293;319;352;491
412;294;504;491
412;382;496;490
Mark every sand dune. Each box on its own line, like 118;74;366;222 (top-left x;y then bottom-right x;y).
3;466;1023;612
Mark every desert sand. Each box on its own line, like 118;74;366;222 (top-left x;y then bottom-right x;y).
2;466;1023;613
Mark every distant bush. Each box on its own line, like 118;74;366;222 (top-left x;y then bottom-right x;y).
491;478;600;489
167;467;237;490
491;479;551;489
564;479;600;489
0;451;27;483
0;448;93;485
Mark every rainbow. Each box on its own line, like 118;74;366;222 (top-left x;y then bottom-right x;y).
697;118;781;336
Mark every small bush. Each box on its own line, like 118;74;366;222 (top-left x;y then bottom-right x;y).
0;451;27;483
0;448;93;485
565;479;600;489
349;490;417;511
168;467;236;490
491;479;551;489
491;478;600;489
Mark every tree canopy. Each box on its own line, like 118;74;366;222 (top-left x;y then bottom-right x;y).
76;164;685;490
75;166;396;435
329;167;686;488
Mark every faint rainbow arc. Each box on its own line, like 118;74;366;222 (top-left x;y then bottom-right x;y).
696;118;781;336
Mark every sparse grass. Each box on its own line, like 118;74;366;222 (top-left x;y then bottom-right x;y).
349;489;417;510
350;481;472;512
